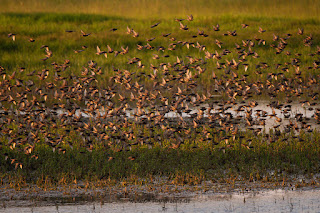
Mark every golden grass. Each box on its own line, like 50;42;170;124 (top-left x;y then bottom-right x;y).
1;0;319;18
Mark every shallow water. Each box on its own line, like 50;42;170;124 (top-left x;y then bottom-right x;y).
50;100;320;132
2;189;320;213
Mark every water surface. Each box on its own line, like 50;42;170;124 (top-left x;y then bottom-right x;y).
1;189;320;213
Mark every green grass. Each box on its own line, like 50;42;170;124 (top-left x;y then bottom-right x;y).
0;13;320;91
1;131;320;185
1;113;320;186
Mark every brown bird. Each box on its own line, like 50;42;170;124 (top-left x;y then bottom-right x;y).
215;39;223;48
241;24;249;28
213;24;220;31
151;22;160;28
258;27;266;33
187;14;193;21
132;30;139;37
80;30;91;37
179;22;188;30
8;33;16;41
298;28;304;35
96;46;108;58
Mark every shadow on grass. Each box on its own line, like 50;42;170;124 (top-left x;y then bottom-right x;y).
0;12;130;24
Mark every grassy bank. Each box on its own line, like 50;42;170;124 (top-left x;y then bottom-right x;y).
1;129;320;186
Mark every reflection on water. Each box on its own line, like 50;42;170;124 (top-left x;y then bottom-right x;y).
1;189;320;213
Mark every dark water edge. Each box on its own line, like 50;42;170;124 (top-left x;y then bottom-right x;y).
1;187;320;212
0;178;320;207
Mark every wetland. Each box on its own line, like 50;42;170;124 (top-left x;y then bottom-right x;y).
0;0;320;210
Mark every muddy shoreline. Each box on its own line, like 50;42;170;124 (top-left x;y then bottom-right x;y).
1;177;319;208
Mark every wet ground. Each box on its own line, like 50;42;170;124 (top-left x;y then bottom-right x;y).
1;188;320;212
1;175;320;212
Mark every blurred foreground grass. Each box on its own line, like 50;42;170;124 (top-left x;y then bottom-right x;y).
1;0;319;18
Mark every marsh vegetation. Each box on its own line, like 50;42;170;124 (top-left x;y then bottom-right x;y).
0;0;320;191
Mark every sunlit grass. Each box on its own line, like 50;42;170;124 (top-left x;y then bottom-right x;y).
1;0;319;19
1;13;320;89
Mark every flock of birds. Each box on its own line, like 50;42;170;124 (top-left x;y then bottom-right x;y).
1;15;320;169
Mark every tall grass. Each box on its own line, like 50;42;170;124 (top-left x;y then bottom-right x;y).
1;130;320;184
